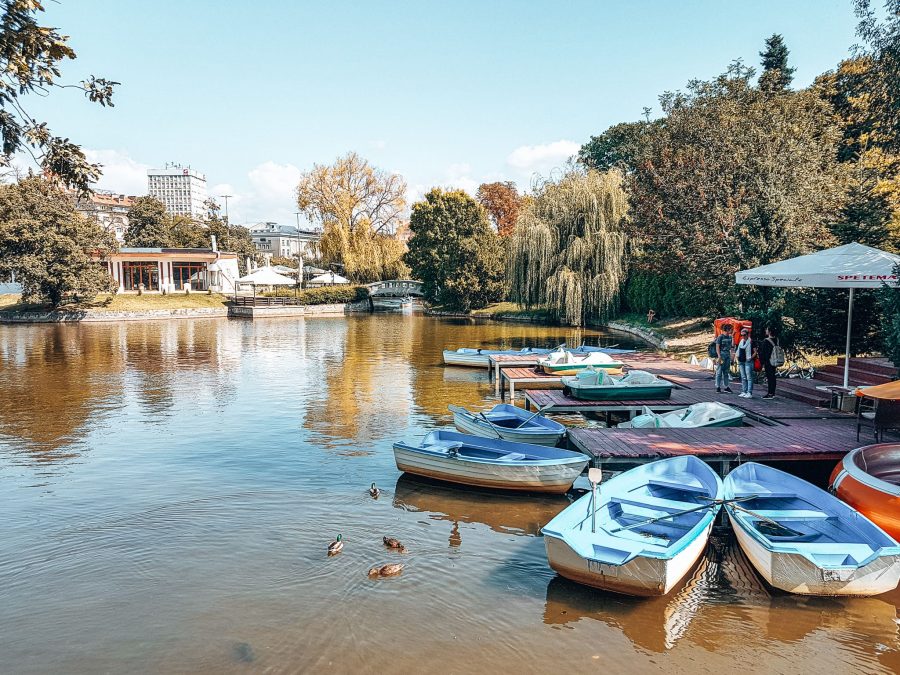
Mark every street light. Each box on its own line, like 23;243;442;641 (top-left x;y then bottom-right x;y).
220;194;233;224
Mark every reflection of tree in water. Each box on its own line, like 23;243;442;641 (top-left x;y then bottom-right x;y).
0;324;126;457
304;316;412;445
0;320;240;461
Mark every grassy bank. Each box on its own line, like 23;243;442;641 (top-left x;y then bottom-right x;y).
0;293;230;313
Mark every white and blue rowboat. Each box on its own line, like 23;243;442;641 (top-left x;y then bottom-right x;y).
442;344;635;368
618;402;745;429
541;456;723;596
392;430;588;494
724;462;900;596
449;403;567;446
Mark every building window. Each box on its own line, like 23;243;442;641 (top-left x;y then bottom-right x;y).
172;262;207;290
121;261;159;291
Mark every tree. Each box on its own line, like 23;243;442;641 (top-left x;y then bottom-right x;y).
201;199;259;275
296;152;408;281
879;264;900;367
854;0;900;155
476;181;522;236
759;34;795;92
578;120;658;173
125;197;172;247
0;1;117;194
0;177;116;306
507;169;628;325
405;189;505;311
626;63;847;314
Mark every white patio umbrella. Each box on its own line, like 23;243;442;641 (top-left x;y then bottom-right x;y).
735;242;900;387
309;272;349;285
236;266;298;286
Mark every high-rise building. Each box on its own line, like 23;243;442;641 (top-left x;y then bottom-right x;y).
147;164;207;219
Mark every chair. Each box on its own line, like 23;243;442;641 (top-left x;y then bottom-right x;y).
857;398;900;442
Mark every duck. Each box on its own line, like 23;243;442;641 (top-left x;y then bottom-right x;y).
383;536;406;552
368;563;404;578
369;483;381;498
327;534;343;556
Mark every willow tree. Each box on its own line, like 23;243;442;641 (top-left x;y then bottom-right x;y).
508;169;628;326
296;152;408;282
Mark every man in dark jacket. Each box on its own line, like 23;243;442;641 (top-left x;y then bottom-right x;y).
759;326;780;399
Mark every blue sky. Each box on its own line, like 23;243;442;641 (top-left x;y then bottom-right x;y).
33;1;859;225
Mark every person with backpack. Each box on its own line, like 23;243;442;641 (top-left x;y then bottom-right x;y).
759;326;783;399
713;323;735;394
735;327;757;398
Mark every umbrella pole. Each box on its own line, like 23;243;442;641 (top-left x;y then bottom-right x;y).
844;287;854;388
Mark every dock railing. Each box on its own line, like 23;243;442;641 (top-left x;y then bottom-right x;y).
231;296;305;307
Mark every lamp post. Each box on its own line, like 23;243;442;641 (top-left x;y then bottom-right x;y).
220;194;233;224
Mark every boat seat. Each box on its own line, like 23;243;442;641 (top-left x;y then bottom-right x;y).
425;441;465;453
612;494;695;513
646;479;709;495
733;481;797;499
496;452;528;462
744;509;829;520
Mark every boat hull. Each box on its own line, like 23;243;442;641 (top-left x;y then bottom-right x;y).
393;447;586;494
830;443;900;541
544;521;713;597
564;384;674;401
452;412;565;447
728;512;900;596
443;351;491;367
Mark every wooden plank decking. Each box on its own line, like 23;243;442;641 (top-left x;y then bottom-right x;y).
499;367;564;400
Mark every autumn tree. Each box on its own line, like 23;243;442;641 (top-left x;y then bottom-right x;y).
508;170;628;326
296;152;408;281
0;177;116;306
405;189;505;311
0;1;118;194
476;181;522;236
578;120;659;174
854;0;900;155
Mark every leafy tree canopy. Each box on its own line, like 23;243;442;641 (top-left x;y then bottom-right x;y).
0;1;117;194
0;177;116;306
879;263;900;367
405;189;505;311
759;33;796;92
578;120;659;174
297;152;408;282
508;169;628;325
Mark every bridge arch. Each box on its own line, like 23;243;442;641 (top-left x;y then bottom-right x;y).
365;279;424;297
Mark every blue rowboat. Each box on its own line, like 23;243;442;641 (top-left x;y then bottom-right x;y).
442;345;635;367
449;403;567;446
541;456;723;596
724;462;900;596
392;430;588;494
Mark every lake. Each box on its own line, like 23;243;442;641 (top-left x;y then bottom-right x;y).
0;314;897;673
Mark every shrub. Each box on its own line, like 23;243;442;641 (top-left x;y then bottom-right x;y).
261;285;369;305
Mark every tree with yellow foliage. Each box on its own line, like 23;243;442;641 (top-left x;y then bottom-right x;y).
296;152;408;282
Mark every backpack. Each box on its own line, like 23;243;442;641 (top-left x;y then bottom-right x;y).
768;339;785;367
707;340;718;358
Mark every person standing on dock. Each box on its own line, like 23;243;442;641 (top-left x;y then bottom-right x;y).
735;327;756;398
759;326;781;399
715;324;735;394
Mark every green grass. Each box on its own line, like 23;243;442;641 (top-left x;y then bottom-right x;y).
0;293;230;313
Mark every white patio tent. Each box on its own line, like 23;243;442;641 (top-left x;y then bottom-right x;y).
735;242;900;387
236;266;298;286
308;272;349;287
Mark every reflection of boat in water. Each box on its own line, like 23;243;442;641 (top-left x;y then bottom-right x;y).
392;474;570;537
373;296;415;312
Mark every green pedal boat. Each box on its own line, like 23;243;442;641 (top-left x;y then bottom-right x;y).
562;368;674;401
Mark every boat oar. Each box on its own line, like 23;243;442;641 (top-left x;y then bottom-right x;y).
514;404;553;429
608;496;758;533
588;468;603;533
726;502;805;538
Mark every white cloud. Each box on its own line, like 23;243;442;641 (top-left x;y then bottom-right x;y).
506;140;579;171
247;161;302;201
84;148;150;195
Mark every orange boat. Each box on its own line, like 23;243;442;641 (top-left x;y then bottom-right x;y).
830;443;900;541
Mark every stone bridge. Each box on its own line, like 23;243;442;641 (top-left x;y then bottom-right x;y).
366;279;424;297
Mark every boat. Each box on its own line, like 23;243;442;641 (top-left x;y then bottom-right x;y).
724;462;900;596
538;349;625;375
442;344;635;368
618;402;745;429
442;347;553;367
562;369;675;401
830;443;900;541
392;430;588;493
449;403;567;446
541;456;723;596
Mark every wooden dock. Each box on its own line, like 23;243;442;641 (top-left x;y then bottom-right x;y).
499;367;563;400
514;350;885;473
489;354;543;396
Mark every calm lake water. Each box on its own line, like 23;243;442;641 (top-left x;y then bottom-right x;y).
0;314;898;674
